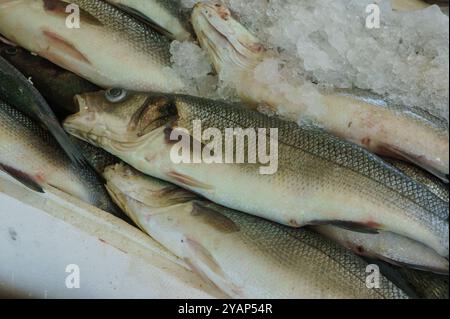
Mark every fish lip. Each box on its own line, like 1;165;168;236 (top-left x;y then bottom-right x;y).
72;94;82;114
63;95;98;140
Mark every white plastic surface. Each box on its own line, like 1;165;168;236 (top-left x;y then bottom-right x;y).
0;172;224;299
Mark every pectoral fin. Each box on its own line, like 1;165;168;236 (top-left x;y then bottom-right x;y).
168;171;213;190
184;237;242;298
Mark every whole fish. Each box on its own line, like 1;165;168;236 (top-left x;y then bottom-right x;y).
63;91;449;257
0;54;87;166
105;0;192;41
313;226;449;275
0;42;99;117
0;99;123;218
103;163;408;299
0;0;185;92
191;3;449;182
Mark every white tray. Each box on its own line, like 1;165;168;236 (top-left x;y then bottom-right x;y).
0;172;224;299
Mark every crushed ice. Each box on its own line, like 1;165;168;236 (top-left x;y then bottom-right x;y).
173;0;449;121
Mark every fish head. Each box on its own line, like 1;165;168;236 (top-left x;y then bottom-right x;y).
103;163;241;286
103;164;205;249
191;2;265;75
64;89;177;150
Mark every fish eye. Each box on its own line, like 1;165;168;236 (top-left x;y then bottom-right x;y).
105;88;128;103
3;46;18;56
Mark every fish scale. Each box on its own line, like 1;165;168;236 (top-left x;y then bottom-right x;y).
0;0;184;92
105;0;192;41
176;95;447;220
386;158;449;203
314;225;449;274
0;99;123;218
103;164;409;299
68;0;172;65
63;92;449;257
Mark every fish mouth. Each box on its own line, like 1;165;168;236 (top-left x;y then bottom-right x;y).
63;95;99;142
191;2;265;75
63;93;124;150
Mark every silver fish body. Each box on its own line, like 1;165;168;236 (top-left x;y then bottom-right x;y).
386;158;449;203
0;0;185;92
191;3;449;181
105;0;192;41
103;164;409;299
313;226;449;275
313;156;450;274
63;91;449;257
0;99;122;217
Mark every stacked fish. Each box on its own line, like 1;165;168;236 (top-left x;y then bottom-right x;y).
0;0;448;299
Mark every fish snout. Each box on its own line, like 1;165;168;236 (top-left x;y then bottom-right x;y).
63;94;99;137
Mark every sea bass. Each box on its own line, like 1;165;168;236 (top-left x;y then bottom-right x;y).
313;226;449;275
0;0;185;92
105;0;192;41
0;99;122;218
63;91;449;257
103;163;408;299
191;3;449;181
